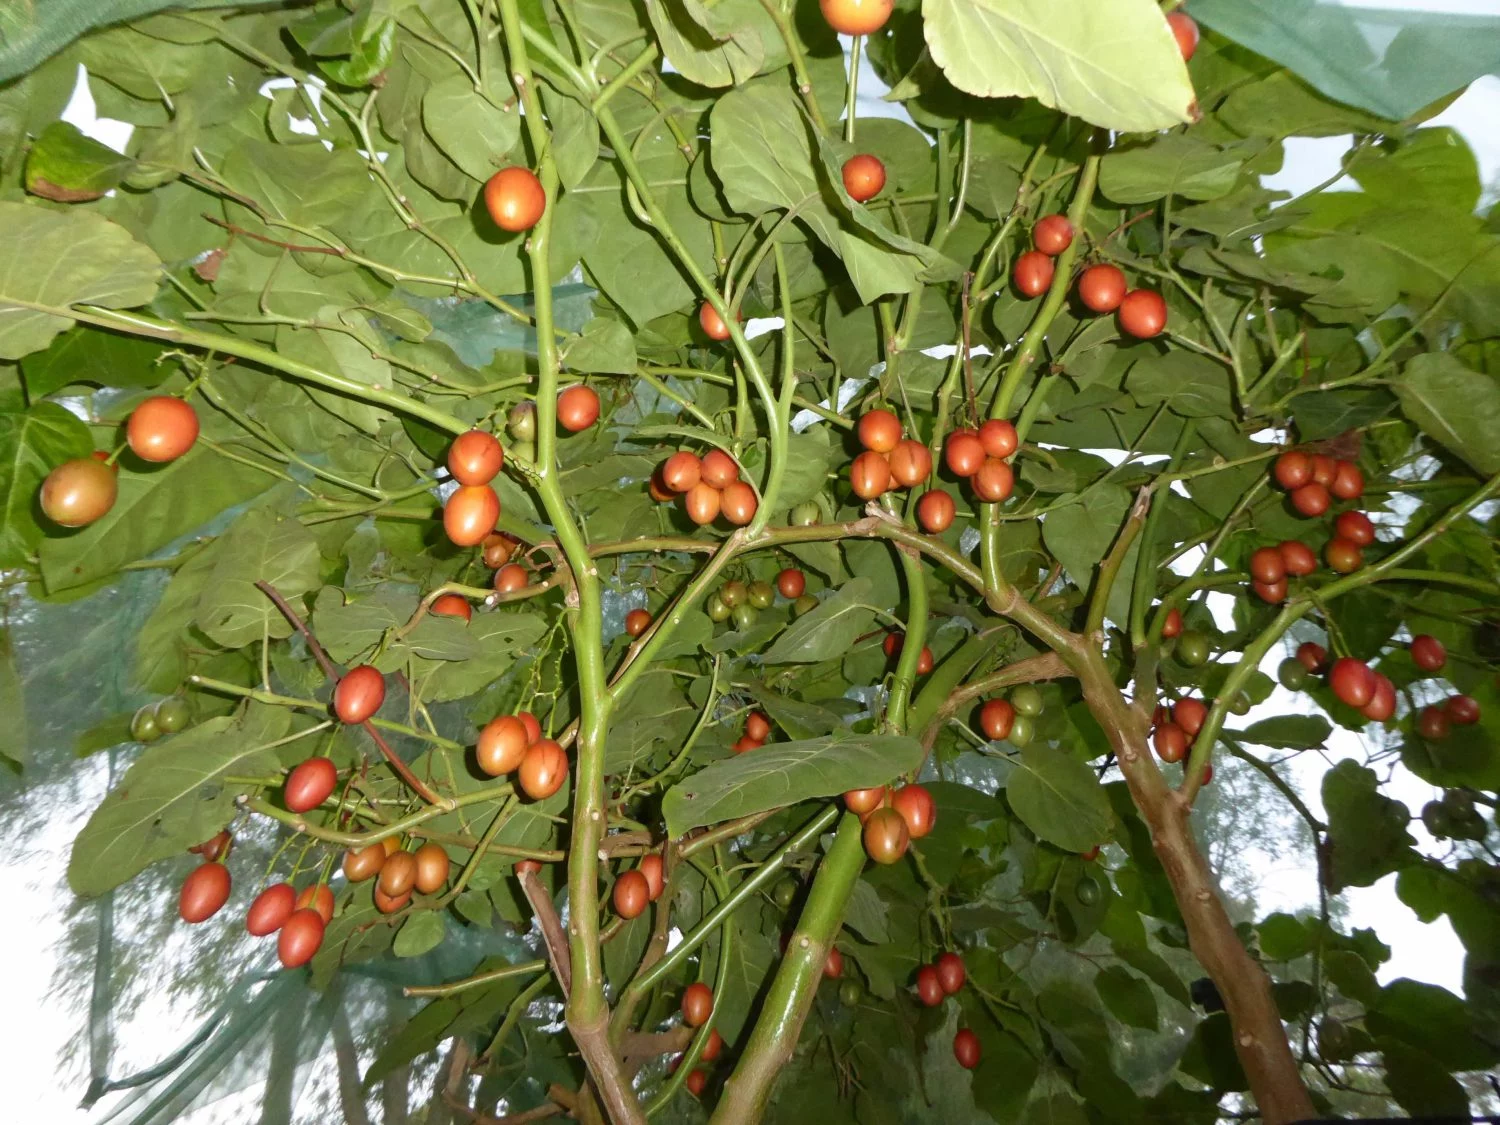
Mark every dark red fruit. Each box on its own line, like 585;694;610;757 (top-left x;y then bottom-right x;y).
443;484;501;546
953;1028;981;1069
934;951;965;994
978;419;1018;459
284;757;338;813
841;154;886;202
824;947;844;979
625;608;651;637
557;385;600;431
518;739;568;799
1249;547;1286;584
944;432;985;477
1274;452;1312;490
661;451;702;493
682;981;714;1027
477;715;530;777
430;593;472;621
685;1069;707;1097
1290;483;1331;517
295;884;335;925
888;439;933;488
1153;723;1188;763
613;870;650;919
1013;250;1055;298
700;449;739;489
1418;705;1451;740
850;450;892;499
447;430;504;486
1078;264;1127;313
745;711;771;742
1310;455;1338;487
1445;695;1480;725
1330;461;1364;500
1032;214;1073;256
1253;578;1288;604
979;698;1015;741
844;786;885;816
1173;697;1207;738
1118;290;1168;338
915;965;943;1007
890;784;935;839
1329;658;1375;708
863;806;910;864
1410;635;1446;672
1296;642;1327;673
639;854;665;901
277;908;325;967
1278;541;1317;577
334;665;385;724
971;458;1014;502
777;568;806;599
1334;510;1375;546
483;167;545;232
246;883;296;936
1325;537;1363;574
1161;607;1182;638
179;861;231;924
1166;11;1199;60
127;396;199;463
40;458;117;527
1362;675;1396;723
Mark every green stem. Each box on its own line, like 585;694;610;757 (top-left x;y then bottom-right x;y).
886;545;928;733
1085;488;1148;637
844;34;860;145
1129;423;1196;647
404;959;549;998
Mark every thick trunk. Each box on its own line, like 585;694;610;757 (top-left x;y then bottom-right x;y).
1078;654;1315;1125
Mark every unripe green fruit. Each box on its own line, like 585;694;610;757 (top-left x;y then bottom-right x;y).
748;580;774;609
1075;875;1100;906
838;978;863;1006
772;878;797;909
1011;684;1043;717
720;580;747;608
1228;692;1251;716
154;697;190;733
507;402;537;441
1278;658;1308;691
1008;713;1034;747
732;603;758;631
1176;631;1211;667
794;594;819;616
790;501;820;527
131;705;162;743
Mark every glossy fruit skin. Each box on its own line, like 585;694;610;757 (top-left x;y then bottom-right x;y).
277;909;326;968
1325;537;1363;574
682;981;714;1027
1161;607;1183;639
179;861;231;923
944;432;985;477
335;665;386;724
1249;547;1286;584
612;870;650;919
154;697;191;735
850;450;892;499
844;786;885;816
699;449;740;489
1362;675;1396;723
1118;289;1168;337
508;402;537;442
413;842;450;894
1011;684;1044;717
841;154;886;202
1013;250;1055;298
1254;578;1288;604
916;646;933;674
888;439;933;488
1329;658;1376;708
482;532;520;569
701;1028;725;1061
720;481;758;526
515;859;543;877
1334;510;1375;546
685;1069;707;1097
818;0;892;36
891;784;935;839
699;301;731;341
444;484;501;546
447;430;504;486
934;951;965;994
1410;635;1446;672
483;167;545;231
519;739;568;799
1173;698;1207;738
1176;632;1210;667
731;735;761;753
1278;541;1317;577
706;594;730;622
374;887;412;914
745;711;771;742
1032;214;1073;256
132;704;161;743
794;593;819;615
720;580;747;608
430;593;472;622
1166;10;1199;59
823;946;844;979
1446;695;1480;725
127;396;199;462
979;698;1015;741
1278;658;1310;691
1330;460;1364;500
684;482;722;525
494;563;529;594
863;806;910;864
1154;722;1188;763
246;883;296;936
284;757;337;813
1076;875;1102;905
1077;264;1127;313
192;828;231;861
915;965;944;1007
296;884;335;924
625;608;651;638
1309;455;1337;487
971;458;1014;502
772;877;798;909
1008;714;1035;746
648;471;674;503
40;457;118;527
953;1028;981;1070
1418;706;1451;740
639;854;665;902
557;385;600;432
379;851;418;897
662;451;701;493
1274;452;1312;490
343;842;387;883
1297;642;1328;673
978;419;1018;459
917;489;956;533
777;568;806;599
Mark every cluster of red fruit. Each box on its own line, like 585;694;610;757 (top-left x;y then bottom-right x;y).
733;709;774;753
941;418;1018;509
912;952;981;1069
481;531;535;597
649;448;759;527
1151;695;1209;764
475;709;568;799
882;629;934;675
845;782;934;864
976;685;1045;746
344;836;451;913
1010;214;1167;339
611;851;666;919
40;395;200;528
673;981;727;1097
1247;450;1369;603
1284;637;1481;736
848;408;934;501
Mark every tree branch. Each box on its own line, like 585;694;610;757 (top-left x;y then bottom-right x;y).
519;865;572;997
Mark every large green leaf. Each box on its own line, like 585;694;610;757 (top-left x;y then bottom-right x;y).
922;0;1196;133
68;704;289;896
1236;715;1331;750
661;731;923;837
0;628;24;765
19;325;168;398
762;576;879;664
1100;135;1245;205
1322;760;1415;891
1393;353;1500;475
422;74;518;182
39;446;274;592
24;120;134;202
0;201;161;360
0;400;92;567
195;509;322;649
1002;747;1114;853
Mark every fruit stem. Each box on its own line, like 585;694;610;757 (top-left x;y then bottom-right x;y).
885;545;928;734
1128;422;1197;648
1084;486;1149;638
403;958;548;998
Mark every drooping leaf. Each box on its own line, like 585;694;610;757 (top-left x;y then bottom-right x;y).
195;509;323;649
1394;353;1500;475
762;576;879;664
1002;747;1114;854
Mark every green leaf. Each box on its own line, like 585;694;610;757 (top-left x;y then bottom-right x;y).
393;911;446;957
0;400;93;567
762;576;878;664
0;201;161;360
134;542;218;693
1127;351;1233;419
1368;978;1497;1069
1002;747;1114;854
560;316;636;374
1100;135;1245;204
24;121;134;202
922;0;1196;133
842;878;890;944
661;730;923;837
422;74;519;182
195;509;322;649
1041;485;1134;625
1236;715;1331;750
68;705;289;896
39;445;274;592
1378;1038;1470;1116
20;326;168;397
1095;966;1157;1030
1394;353;1500;475
0;628;24;764
1322;759;1415;891
645;0;768;88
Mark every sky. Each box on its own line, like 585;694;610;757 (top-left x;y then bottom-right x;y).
10;8;1498;1124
